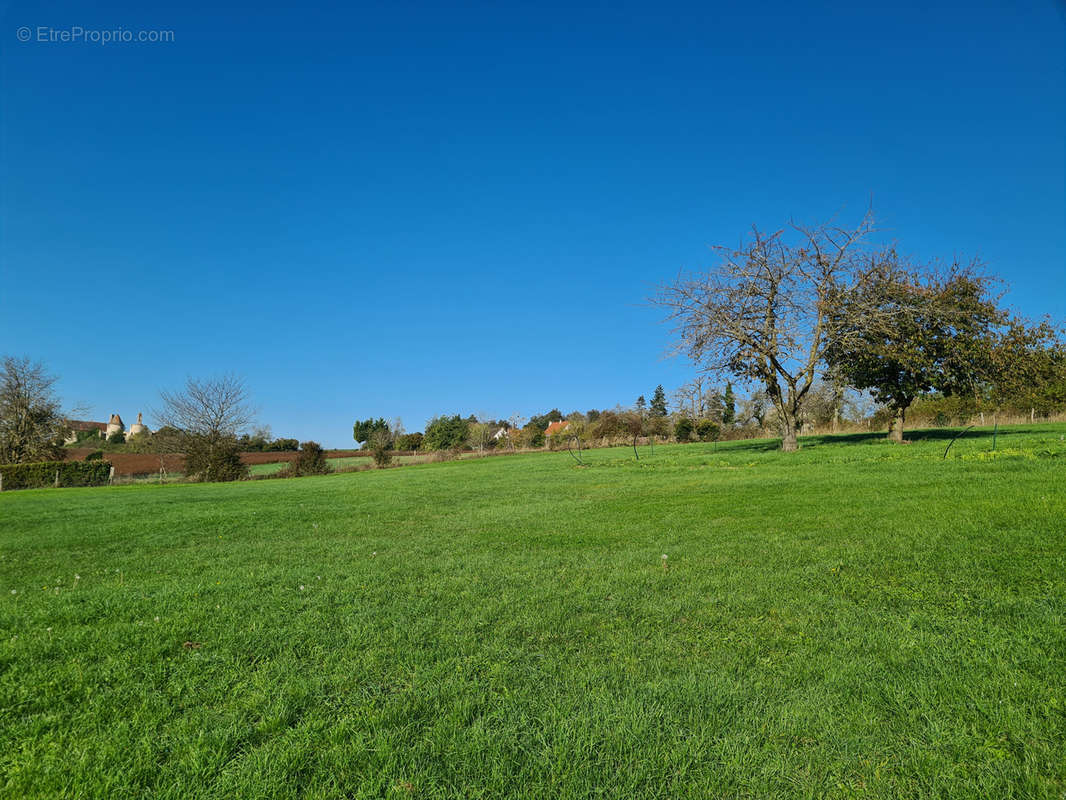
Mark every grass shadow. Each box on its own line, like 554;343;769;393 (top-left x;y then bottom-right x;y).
758;426;1029;451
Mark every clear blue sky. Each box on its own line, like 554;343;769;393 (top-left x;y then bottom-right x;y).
1;0;1063;446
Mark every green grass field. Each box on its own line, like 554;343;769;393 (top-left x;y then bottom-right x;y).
2;426;1064;798
248;454;433;476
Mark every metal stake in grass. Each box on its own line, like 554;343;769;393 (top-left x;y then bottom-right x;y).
661;554;668;572
566;435;585;465
943;425;975;459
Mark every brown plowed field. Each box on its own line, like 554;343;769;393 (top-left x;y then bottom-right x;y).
63;451;188;475
62;448;385;476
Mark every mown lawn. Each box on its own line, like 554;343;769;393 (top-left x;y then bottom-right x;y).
1;425;1064;799
248;454;432;476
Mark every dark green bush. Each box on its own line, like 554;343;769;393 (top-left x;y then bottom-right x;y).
0;460;111;491
353;419;390;447
267;438;300;452
423;415;469;451
184;435;247;482
696;420;721;442
396;432;423;451
588;411;626;440
84;450;105;461
107;431;126;444
294;441;330;475
674;417;695;442
368;430;393;467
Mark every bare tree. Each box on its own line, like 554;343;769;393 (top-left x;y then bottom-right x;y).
0;356;68;463
156;374;255;481
673;376;712;420
671;385;693;419
157;374;255;437
467;417;491;456
653;213;875;451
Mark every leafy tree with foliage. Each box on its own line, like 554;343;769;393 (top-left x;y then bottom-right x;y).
674;416;695;442
825;256;1005;442
395;432;424;450
367;430;393;466
353;418;390;447
0;356;67;464
982;318;1066;418
129;425;183;454
520;421;545;448
236;426;272;451
423;415;470;451
646;414;670;439
588;410;624;441
635;395;647;415
721;382;736;425
237;428;298;452
107;431;126;445
293;441;330;475
696;419;721;442
527;409;563;431
586;409;601;422
650;385;668;417
184;435;247;482
267;438;299;452
72;428;102;445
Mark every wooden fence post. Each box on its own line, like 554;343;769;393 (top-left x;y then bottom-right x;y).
54;470;60;488
108;466;115;485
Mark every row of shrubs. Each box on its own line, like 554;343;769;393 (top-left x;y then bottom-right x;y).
0;460;112;491
179;438;336;482
4;441;395;490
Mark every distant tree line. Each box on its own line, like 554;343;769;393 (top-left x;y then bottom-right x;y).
355;343;1065;460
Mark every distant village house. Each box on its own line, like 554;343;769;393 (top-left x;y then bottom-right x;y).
544;420;569;440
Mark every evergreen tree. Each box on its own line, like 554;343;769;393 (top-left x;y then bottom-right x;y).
635;395;647;415
722;382;736;425
650;384;668;417
422;415;470;451
353;418;390;445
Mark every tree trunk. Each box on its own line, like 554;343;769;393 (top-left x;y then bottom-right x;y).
887;406;905;443
780;417;799;452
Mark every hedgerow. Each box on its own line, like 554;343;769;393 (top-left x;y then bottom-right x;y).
0;460;112;491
